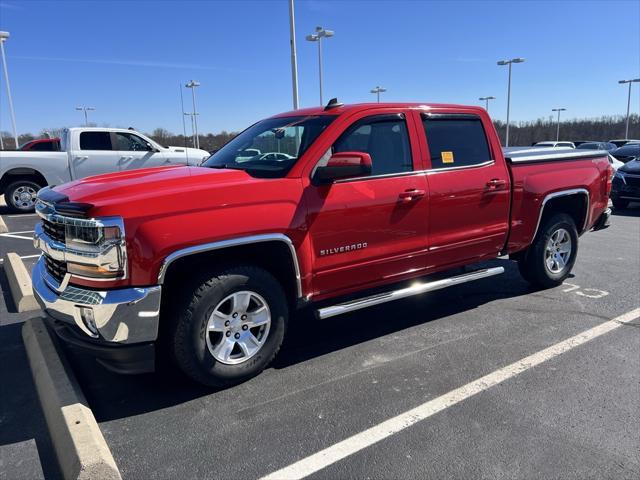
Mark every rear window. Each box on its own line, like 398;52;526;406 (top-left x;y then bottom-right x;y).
31;141;58;151
80;132;112;150
422;116;492;169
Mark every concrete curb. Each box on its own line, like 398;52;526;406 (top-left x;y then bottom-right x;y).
22;318;122;480
0;214;7;233
3;252;39;312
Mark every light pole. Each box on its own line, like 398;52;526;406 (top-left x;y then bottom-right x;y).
75;106;95;126
618;78;640;139
479;96;496;112
185;80;201;149
370;86;386;103
552;108;566;142
306;26;334;105
0;31;19;149
288;0;299;110
497;57;525;147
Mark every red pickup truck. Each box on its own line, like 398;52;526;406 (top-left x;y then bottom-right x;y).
32;101;612;386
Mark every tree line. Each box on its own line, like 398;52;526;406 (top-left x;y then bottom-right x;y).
1;114;638;151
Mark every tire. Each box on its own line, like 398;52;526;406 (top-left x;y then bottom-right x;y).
612;198;629;210
5;180;42;213
518;213;578;289
169;265;288;387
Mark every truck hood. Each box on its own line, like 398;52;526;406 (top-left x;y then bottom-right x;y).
620;159;640;174
54;165;263;212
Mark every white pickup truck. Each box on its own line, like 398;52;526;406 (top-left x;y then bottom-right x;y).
0;127;211;212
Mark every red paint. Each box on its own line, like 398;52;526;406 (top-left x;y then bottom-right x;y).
50;103;611;301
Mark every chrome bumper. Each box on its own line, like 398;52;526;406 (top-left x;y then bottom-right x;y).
32;256;161;344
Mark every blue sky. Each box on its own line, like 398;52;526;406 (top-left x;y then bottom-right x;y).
0;0;639;135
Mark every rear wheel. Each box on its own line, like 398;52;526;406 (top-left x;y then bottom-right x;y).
169;265;288;387
5;180;42;213
612;198;629;210
518;213;578;288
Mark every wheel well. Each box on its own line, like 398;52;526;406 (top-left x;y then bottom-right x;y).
0;168;48;195
161;241;300;307
540;193;588;234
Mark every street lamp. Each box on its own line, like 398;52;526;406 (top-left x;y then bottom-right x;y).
479;96;496;112
370;86;387;103
185;80;201;149
306;26;334;105
551;108;567;142
618;78;640;139
0;31;19;149
75;106;95;126
497;57;525;147
288;0;299;110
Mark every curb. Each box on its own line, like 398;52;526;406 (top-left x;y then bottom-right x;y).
22;318;122;480
3;252;39;312
0;214;7;233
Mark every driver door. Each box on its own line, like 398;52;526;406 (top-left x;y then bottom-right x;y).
305;111;430;298
113;132;167;171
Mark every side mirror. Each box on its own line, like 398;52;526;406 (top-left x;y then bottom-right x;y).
312;151;372;185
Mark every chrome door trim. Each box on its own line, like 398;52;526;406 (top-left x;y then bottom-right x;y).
531;188;590;240
157;233;302;297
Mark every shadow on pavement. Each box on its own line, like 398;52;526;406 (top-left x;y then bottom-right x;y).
72;259;543;423
0;323;62;480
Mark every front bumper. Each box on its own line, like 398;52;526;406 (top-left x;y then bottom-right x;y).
611;176;640;201
32;256;160;373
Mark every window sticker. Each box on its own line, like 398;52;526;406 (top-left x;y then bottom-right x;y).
441;151;454;163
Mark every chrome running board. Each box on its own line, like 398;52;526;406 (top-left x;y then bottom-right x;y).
316;266;505;320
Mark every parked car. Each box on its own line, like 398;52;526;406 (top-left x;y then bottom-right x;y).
20;137;61;151
31;101;612;387
609;139;640;148
238;152;294;162
533;141;576;148
611;143;640;163
0;127;211;212
576;141;617;152
611;158;640;209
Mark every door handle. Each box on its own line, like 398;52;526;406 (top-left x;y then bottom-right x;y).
119;156;133;162
485;178;507;190
75;156;88;161
398;189;426;202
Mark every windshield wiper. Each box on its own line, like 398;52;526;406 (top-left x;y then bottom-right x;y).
208;163;246;170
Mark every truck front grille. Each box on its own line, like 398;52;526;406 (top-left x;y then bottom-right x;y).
625;174;640;188
44;254;67;283
42;219;65;244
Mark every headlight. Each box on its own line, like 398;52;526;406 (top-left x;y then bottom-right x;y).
63;217;127;280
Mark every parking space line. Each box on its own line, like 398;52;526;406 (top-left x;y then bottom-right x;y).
0;233;34;240
260;308;640;480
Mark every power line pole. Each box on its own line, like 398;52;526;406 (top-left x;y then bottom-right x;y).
0;31;19;149
288;0;299;110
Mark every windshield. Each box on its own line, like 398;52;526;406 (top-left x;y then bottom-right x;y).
577;143;601;149
202;115;336;177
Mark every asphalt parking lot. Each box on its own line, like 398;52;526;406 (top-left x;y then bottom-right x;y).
1;199;639;480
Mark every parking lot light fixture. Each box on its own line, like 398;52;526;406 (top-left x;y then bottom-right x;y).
497;57;525;147
552;108;567;142
75;106;95;126
0;31;19;149
185;80;201;149
370;86;387;103
306;26;334;105
618;78;640;139
479;96;496;112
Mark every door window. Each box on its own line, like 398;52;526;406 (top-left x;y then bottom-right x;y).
80;132;112;151
332;114;413;176
115;132;151;151
422;116;491;169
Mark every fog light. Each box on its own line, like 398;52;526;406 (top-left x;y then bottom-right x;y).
79;307;98;336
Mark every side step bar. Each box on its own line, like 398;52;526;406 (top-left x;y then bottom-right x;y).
316;266;505;320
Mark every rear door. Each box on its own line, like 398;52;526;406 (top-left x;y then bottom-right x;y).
72;131;120;178
305;110;430;297
113;132;167;171
416;112;510;268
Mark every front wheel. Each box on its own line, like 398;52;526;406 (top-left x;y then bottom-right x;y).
169;265;288;387
518;213;578;288
5;180;42;213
